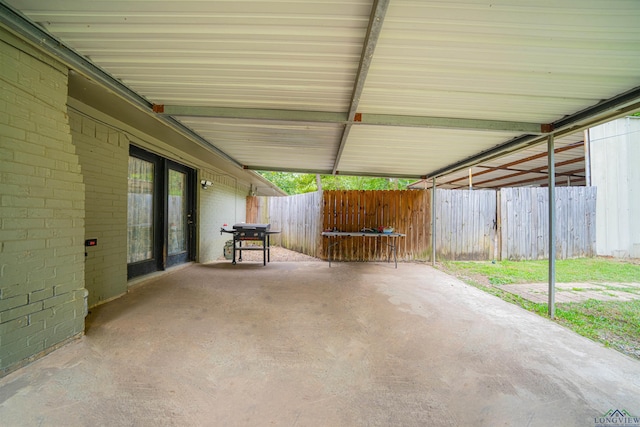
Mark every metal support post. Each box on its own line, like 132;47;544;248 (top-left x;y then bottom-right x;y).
584;129;592;187
431;177;437;266
548;134;556;319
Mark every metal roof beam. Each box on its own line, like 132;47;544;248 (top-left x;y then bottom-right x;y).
333;170;420;179
246;166;333;175
158;105;543;133
156;105;347;124
553;85;640;131
360;114;545;134
244;166;419;180
332;0;389;174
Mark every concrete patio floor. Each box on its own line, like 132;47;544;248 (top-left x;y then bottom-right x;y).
1;261;639;426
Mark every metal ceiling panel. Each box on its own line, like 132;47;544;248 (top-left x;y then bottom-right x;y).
337;125;521;177
3;0;639;181
14;0;371;112
360;0;640;124
178;117;342;171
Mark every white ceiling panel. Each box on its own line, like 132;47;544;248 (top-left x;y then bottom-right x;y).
338;125;522;177
360;0;640;123
3;0;639;182
178;117;342;171
18;0;371;112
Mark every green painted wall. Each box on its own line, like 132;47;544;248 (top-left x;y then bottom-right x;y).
0;24;254;376
69;111;128;307
0;29;85;375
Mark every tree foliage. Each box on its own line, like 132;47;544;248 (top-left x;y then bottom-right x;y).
258;172;415;195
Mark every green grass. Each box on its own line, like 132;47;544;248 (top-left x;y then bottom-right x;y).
442;258;640;285
555;300;640;358
438;258;640;360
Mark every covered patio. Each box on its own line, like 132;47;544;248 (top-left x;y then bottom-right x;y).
1;3;640;423
1;261;638;426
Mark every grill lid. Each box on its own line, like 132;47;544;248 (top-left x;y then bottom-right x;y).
232;223;270;231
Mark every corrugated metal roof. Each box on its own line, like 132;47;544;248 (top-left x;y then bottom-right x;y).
3;0;640;181
18;0;370;112
338;126;522;177
179;117;343;171
410;133;587;189
362;1;640;122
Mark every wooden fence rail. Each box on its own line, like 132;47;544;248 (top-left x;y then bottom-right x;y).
247;187;597;262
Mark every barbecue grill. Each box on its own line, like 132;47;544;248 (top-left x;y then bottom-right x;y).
220;223;279;266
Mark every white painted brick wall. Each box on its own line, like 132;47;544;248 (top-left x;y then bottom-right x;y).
0;31;85;375
198;172;248;263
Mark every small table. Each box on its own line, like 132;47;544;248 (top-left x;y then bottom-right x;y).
321;231;406;268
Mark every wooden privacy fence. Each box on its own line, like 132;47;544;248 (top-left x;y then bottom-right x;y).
500;187;597;260
246;191;323;255
246;187;597;262
436;189;497;260
322;190;431;262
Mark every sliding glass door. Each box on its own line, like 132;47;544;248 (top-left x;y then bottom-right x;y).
127;146;195;279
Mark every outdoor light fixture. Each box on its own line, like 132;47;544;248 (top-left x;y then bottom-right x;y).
201;180;212;190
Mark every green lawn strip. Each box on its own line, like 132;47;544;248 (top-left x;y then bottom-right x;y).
438;259;640;360
442;258;640;285
555;300;640;359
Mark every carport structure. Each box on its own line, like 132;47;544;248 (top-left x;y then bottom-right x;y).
3;4;639;299
2;0;640;413
3;0;640;179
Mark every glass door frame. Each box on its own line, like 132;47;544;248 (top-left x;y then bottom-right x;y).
127;146;196;279
165;159;196;268
127;146;163;279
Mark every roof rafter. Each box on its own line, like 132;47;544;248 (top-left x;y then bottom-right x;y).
441;141;584;185
472;157;583;186
360;113;545;134
495;169;586;188
155;105;545;133
244;165;419;180
332;0;390;175
155;105;348;124
244;165;333;175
